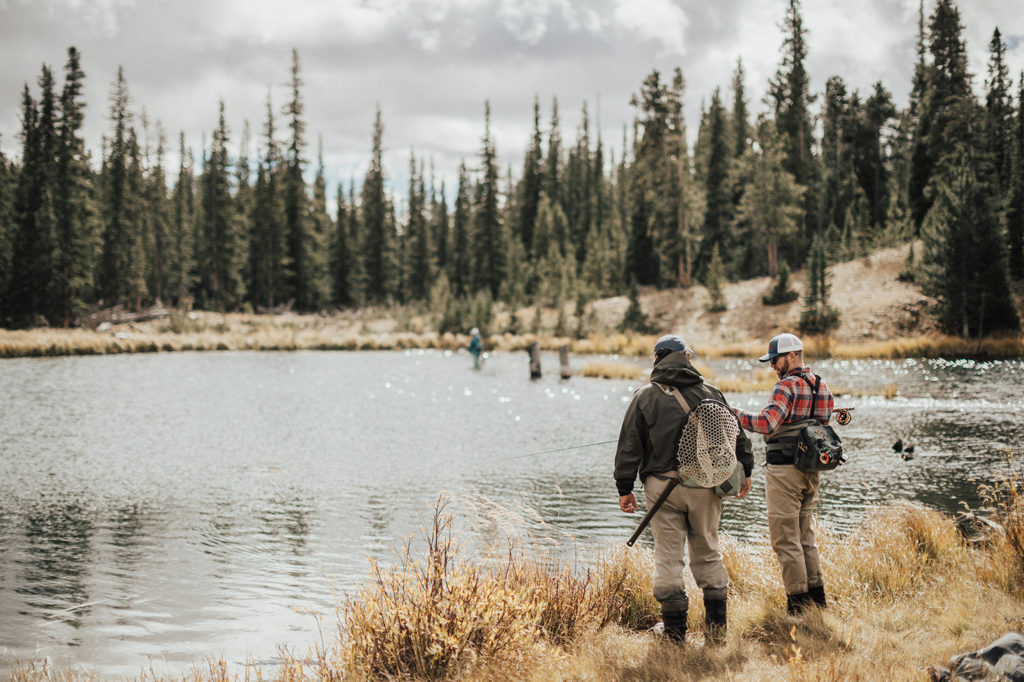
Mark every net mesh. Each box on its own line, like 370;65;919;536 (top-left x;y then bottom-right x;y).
677;400;739;487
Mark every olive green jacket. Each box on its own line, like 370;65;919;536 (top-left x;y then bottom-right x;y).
614;351;753;496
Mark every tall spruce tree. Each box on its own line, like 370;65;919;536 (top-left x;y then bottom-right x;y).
0;142;13;320
1008;72;1024;279
98;66;136;308
544;97;562;215
249;93;287;310
144;125;172;305
405;153;433;301
909;0;974;229
626;70;673;286
282;49;313;309
53;46;97;325
699;87;731;279
430;177;450;283
921;148;1019;336
361;106;398;302
9;71;57;326
169;132;196;305
735;116;805;277
985;28;1013;198
732;59;750;159
331;183;354;306
305;140;332;310
769;0;818;244
518;97;544;256
472;101;504;297
449;161;472;296
198;101;244;311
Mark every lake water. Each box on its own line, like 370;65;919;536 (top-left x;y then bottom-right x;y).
2;350;1022;677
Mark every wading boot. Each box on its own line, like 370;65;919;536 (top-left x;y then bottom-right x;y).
662;608;688;644
808;585;827;609
703;597;727;645
786;591;812;615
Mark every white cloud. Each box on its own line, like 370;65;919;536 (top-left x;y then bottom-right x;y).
613;0;688;56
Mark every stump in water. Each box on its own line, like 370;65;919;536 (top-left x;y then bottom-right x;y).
559;345;571;380
527;342;542;379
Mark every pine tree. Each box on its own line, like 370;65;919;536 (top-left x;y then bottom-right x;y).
0;143;13;319
306;140;332;310
98;66;136;308
518;96;544;255
8;71;57;326
144;125;172;305
732;59;750;159
472;101;504;297
169;132;197;306
361;106;398;302
405;152;433;301
450;160;472;297
198;101;244;311
704;243;727;312
798;233;839;335
53;46;97;325
626;70;672;286
430;177;450;283
735;116;805;277
910;0;974;229
249;93;287;310
1008;72;1024;279
769;0;818;243
698;87;731;278
985;28;1013;198
331;183;354;306
282;49;312;309
544;97;562;214
921;149;1019;336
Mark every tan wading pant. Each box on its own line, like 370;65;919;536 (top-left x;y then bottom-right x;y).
765;464;823;595
644;475;728;611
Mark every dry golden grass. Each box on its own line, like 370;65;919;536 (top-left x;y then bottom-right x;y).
577;361;648;380
2;314;1022;361
11;480;1024;681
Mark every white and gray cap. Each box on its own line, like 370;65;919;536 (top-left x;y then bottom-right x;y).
758;333;803;362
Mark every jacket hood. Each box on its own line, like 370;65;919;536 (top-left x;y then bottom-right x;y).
650;350;703;389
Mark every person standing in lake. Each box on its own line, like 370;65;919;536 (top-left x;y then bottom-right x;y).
468;327;483;369
731;332;835;614
614;335;753;644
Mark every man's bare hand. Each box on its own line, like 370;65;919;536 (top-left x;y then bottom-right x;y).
737;476;752;499
619;493;637;513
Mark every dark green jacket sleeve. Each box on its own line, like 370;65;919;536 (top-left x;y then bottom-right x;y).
613;389;649;496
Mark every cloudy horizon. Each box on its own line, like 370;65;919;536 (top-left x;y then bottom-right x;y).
1;0;1021;202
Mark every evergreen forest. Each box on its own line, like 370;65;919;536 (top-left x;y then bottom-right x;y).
1;0;1022;339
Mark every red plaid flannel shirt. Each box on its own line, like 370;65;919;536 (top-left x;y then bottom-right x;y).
733;367;834;436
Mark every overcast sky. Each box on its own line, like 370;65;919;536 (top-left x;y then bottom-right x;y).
1;0;1022;201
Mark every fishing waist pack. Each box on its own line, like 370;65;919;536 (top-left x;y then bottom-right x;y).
654;382;745;497
766;374;845;473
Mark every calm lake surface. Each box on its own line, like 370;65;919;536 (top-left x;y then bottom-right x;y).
2;350;1022;676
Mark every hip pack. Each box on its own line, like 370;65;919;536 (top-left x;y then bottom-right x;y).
768;374;845;473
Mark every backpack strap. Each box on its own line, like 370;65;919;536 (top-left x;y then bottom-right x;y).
796;373;822;420
651;381;705;416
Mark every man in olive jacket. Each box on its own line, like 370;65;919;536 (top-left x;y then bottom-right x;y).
615;335;753;644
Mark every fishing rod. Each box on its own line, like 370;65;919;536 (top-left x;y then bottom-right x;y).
513;409;854;461
511;439;617;459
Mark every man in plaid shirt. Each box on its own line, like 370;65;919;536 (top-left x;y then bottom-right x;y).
732;333;834;614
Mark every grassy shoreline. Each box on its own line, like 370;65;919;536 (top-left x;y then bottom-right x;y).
2;312;1023;360
10;479;1023;681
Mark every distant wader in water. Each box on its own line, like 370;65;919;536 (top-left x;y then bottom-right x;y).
468;328;483;369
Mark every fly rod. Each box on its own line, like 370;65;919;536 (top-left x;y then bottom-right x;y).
511;439;617;459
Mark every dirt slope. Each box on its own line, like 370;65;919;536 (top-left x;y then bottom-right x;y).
591;244;939;345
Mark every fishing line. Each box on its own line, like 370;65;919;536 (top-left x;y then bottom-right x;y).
511;439;617;459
